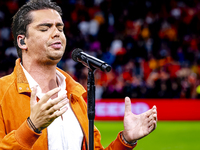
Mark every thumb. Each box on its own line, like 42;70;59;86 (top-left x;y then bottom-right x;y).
30;86;37;107
124;97;132;115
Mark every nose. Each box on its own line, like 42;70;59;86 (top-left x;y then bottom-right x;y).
51;26;60;38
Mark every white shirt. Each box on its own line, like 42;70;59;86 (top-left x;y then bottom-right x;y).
21;64;83;150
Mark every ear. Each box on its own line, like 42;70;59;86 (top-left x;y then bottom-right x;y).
17;35;27;50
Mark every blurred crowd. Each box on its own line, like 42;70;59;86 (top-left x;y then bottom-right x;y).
0;0;200;99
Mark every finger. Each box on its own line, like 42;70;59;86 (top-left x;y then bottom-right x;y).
146;105;157;118
47;97;69;115
152;106;157;114
39;87;61;104
148;112;157;123
153;120;157;129
152;106;157;121
50;106;68;118
153;113;157;121
145;108;153;118
124;97;132;115
148;123;155;133
148;118;157;131
149;113;157;128
30;86;37;107
45;94;67;110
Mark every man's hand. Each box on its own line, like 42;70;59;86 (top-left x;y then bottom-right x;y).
123;97;157;143
29;86;68;132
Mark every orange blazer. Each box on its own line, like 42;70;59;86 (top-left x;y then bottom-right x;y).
0;58;136;150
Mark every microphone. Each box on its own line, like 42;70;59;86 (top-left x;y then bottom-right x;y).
71;48;111;72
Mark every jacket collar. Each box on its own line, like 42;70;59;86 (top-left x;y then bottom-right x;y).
14;58;86;97
57;67;86;98
15;58;32;93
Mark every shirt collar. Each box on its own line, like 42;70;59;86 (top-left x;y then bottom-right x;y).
20;63;67;99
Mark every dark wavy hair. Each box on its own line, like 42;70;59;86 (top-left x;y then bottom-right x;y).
11;0;62;60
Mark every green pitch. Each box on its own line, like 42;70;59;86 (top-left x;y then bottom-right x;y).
94;121;200;150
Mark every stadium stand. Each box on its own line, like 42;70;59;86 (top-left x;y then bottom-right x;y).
0;0;200;99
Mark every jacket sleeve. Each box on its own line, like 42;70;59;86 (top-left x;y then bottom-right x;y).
0;109;41;150
94;125;137;150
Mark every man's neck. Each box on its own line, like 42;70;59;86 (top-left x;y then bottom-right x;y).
22;61;58;93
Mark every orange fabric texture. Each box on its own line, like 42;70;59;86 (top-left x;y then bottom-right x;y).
0;58;136;150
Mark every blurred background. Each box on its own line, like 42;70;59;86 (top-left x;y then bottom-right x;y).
1;0;200;99
0;0;200;149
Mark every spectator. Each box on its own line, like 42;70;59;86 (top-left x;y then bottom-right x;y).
0;0;200;99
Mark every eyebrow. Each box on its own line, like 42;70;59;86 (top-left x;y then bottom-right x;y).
36;22;64;28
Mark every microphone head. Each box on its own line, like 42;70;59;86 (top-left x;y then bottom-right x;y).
71;48;83;62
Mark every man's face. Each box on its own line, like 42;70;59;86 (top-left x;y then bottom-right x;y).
25;9;66;65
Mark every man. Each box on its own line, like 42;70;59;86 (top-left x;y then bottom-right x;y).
0;0;157;149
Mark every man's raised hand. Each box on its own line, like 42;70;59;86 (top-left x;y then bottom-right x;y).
29;86;68;132
122;97;157;143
